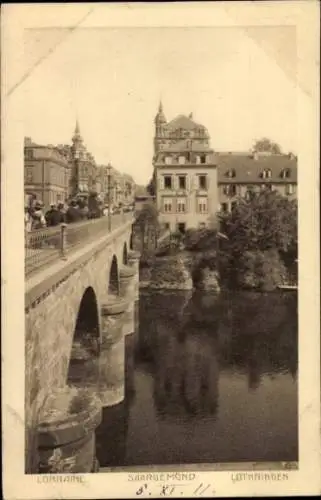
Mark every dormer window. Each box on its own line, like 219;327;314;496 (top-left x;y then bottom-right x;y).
281;168;291;179
227;169;236;178
262;168;272;179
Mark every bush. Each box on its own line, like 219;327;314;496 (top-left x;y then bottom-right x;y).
184;228;218;252
235;248;287;291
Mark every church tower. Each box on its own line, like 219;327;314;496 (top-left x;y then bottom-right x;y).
154;101;167;154
71;120;85;160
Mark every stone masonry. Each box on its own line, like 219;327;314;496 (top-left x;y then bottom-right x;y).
25;221;133;473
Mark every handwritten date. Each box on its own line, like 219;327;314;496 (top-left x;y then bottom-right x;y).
136;482;214;497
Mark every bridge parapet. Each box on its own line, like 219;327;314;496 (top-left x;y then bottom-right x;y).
25;212;134;278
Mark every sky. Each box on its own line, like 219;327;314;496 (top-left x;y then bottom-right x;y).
23;25;297;185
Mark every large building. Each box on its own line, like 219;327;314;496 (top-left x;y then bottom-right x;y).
69;121;97;199
24;137;70;208
153;102;218;233
217;151;297;212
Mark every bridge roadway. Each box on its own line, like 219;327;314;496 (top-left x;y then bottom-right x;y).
25;212;140;473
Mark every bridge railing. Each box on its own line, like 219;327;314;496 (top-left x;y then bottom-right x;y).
25;212;133;277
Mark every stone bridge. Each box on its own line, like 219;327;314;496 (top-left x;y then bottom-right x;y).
25;213;140;473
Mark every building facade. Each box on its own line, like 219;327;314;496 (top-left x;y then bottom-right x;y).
69;121;97;200
96;165;135;208
24;137;70;208
153;102;218;233
217;151;297;212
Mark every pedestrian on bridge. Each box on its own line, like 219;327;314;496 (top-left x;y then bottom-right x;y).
66;200;82;224
31;202;46;230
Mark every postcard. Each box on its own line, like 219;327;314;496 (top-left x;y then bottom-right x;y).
1;2;320;498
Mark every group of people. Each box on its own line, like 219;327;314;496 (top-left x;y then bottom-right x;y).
24;199;100;232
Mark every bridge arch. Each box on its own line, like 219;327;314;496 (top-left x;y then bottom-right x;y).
108;254;119;295
129;231;134;251
67;286;101;384
123;242;128;265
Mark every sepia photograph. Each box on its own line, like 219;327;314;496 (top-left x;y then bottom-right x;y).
2;2;320;498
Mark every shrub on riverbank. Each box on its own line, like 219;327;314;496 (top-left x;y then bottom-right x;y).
188;190;297;291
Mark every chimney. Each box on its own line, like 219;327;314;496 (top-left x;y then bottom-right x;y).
189;112;193;119
24;137;32;146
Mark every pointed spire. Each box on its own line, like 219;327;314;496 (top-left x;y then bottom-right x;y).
75;119;80;135
155;99;166;124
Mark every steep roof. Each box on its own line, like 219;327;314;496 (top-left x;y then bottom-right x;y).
217;153;297;183
166;114;206;131
162;139;213;153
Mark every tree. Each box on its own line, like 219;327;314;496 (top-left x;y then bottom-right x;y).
220;190;297;255
135;201;159;252
147;171;156;196
253;138;282;154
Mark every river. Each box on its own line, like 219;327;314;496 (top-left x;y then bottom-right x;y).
94;289;298;468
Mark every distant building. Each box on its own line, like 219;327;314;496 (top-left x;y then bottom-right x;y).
153;102;218;233
24;137;70;208
217;151;297;212
96;164;135;208
69;121;97;200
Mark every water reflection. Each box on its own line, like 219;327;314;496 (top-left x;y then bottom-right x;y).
125;289;298;465
69;289;298;466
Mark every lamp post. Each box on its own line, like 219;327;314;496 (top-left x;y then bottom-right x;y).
106;162;112;232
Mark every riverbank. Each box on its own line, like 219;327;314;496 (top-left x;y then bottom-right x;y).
139;248;297;293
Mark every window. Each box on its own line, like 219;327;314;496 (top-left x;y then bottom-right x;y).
246;189;255;201
178;155;186;164
25;167;33;183
199;175;207;190
200;154;207;164
164;222;170;230
262;168;272;179
178;176;186;189
177;198;186;213
195;156;201;164
164;176;172;189
261;183;273;192
223;185;236;196
165;156;172;165
282;168;291;179
227;169;236;178
285;184;295;195
25;149;34;160
231;201;237;211
163;198;172;213
198;197;208;213
221;202;228;213
177;223;186;234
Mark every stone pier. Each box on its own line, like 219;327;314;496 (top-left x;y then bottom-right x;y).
98;297;128;407
127;250;140;302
